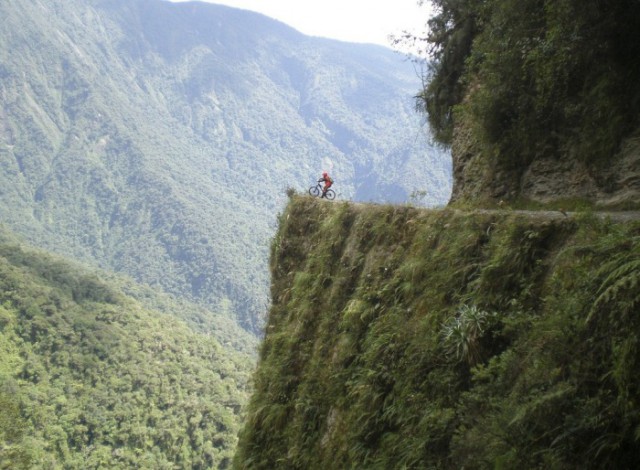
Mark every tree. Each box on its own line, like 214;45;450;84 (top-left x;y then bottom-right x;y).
416;0;478;144
418;0;640;168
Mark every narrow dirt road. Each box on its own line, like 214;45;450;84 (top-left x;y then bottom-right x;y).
468;209;640;223
310;195;640;223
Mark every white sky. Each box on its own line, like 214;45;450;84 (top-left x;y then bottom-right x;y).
168;0;431;49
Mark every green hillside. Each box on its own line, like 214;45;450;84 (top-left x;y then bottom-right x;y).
0;228;256;469
0;0;451;332
234;196;640;468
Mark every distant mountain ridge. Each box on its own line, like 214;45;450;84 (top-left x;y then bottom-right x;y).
0;0;451;331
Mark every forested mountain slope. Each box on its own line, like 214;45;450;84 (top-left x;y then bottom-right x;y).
235;196;640;469
0;227;256;468
0;0;450;332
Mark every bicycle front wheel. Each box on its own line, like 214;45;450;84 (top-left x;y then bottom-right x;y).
309;185;321;197
325;189;336;200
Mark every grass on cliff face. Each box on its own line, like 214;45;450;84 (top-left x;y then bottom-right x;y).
235;195;640;469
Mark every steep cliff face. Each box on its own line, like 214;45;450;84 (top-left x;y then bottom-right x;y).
235;196;640;469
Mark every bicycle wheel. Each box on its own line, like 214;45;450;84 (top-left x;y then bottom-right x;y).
309;185;321;197
325;189;336;200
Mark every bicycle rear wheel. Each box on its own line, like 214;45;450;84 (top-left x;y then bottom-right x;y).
309;185;321;197
325;189;336;200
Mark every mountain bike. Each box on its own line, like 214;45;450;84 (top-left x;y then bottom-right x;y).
309;183;335;200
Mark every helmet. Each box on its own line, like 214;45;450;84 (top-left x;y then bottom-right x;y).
322;171;328;176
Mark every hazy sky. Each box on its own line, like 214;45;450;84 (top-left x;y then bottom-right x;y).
168;0;431;48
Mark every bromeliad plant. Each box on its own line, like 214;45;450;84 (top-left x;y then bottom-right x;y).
441;304;497;366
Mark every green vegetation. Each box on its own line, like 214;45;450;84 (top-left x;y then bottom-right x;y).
235;196;640;468
0;229;255;469
418;0;640;172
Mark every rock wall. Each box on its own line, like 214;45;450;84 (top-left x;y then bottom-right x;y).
450;120;640;208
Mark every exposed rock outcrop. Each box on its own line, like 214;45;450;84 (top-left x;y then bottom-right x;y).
450;122;640;208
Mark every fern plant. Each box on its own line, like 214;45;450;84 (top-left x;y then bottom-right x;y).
587;248;640;324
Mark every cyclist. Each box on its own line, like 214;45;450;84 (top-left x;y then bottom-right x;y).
318;171;333;198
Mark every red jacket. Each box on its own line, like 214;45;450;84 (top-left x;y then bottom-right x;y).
320;174;333;187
